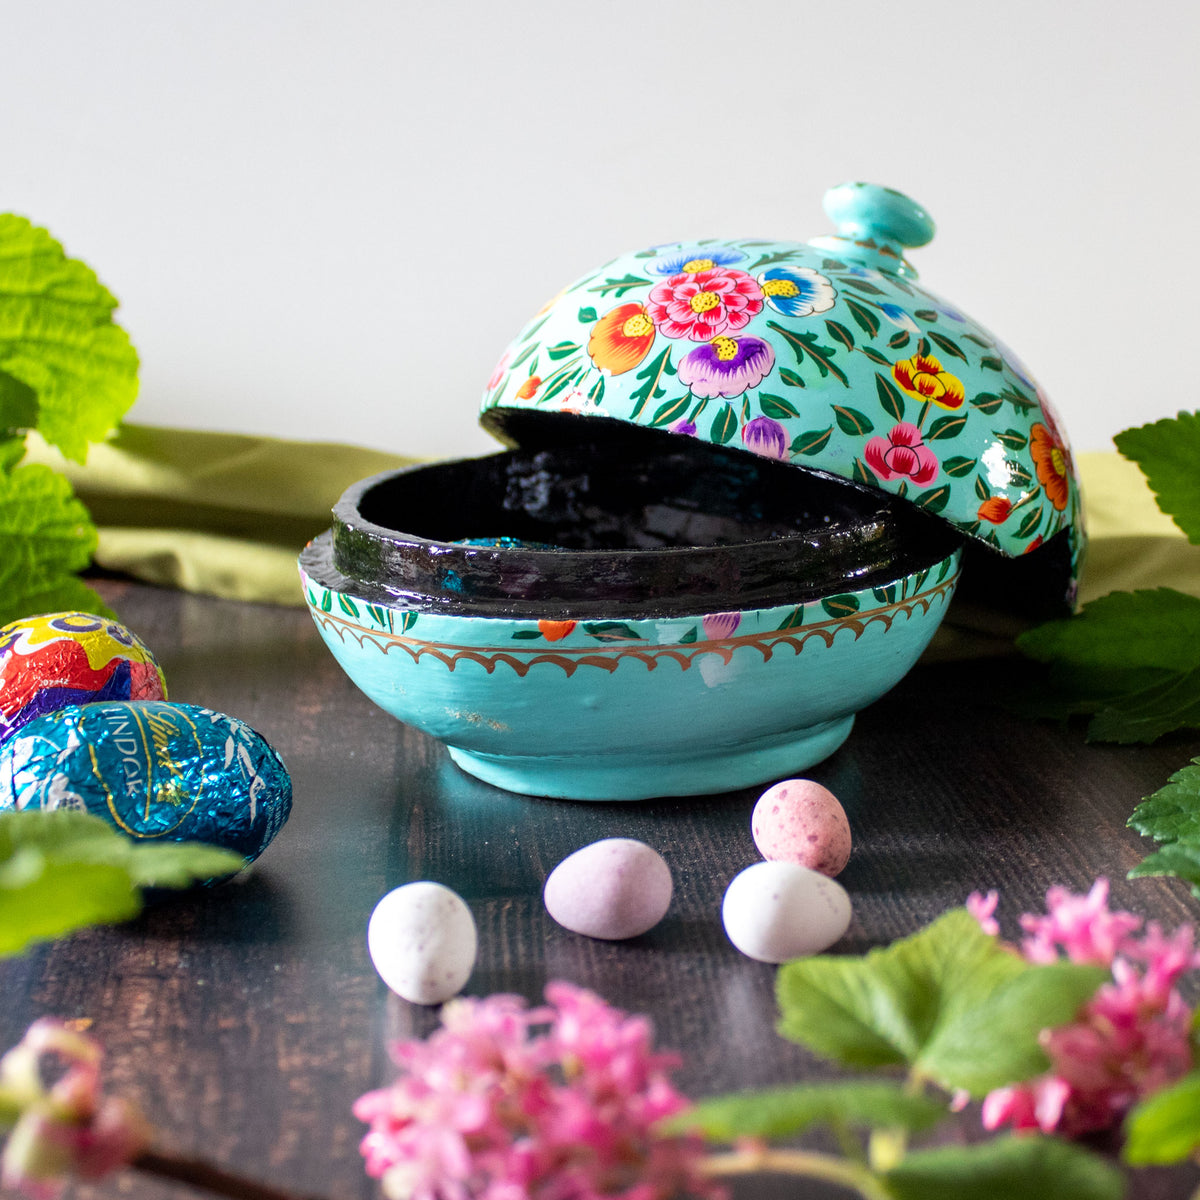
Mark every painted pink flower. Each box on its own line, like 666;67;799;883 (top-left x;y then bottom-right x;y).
741;416;788;461
354;983;721;1200
677;336;774;399
646;267;764;342
702;612;741;640
486;349;512;392
976;881;1200;1139
864;422;938;486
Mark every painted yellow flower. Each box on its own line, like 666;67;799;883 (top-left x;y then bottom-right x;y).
892;353;965;410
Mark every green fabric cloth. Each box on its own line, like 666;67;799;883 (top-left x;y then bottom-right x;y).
24;424;1200;620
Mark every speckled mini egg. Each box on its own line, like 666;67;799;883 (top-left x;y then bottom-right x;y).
367;882;477;1005
0;701;291;865
0;612;167;742
544;838;672;940
722;861;852;963
751;779;851;877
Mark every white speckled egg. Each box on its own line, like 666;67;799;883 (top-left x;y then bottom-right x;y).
752;779;852;877
544;838;672;940
722;861;851;963
367;882;477;1005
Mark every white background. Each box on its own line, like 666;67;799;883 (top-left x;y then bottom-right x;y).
5;0;1198;460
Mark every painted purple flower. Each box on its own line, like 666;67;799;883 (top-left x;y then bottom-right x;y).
669;417;698;436
701;612;741;639
677;336;774;399
741;416;789;460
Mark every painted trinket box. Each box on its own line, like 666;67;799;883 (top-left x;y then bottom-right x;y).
300;183;1083;801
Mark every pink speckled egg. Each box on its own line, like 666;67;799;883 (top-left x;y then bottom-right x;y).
544;838;672;940
751;779;851;877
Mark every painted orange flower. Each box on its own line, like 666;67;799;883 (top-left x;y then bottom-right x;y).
515;375;542;400
1030;421;1071;511
537;620;576;642
588;304;656;374
978;496;1013;524
892;353;965;410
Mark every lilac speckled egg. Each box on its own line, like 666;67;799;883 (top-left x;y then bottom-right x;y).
367;882;477;1005
544;838;672;940
722;861;852;963
751;779;851;877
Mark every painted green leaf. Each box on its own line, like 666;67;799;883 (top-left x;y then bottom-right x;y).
779;368;805;388
843;297;880;338
777;909;1106;1096
832;406;874;436
913;308;939;322
587;273;649;298
927;330;966;361
942;455;975;478
320;589;333;613
852;457;875;487
873;584;898;604
840;276;885;296
576;306;598;323
0;463;114;627
981;355;1004;371
791;427;832;456
767;321;849;387
400;611;419;632
1114;411;1200;543
1015;508;1043;539
1124;1070;1200;1165
678;626;698;644
546;341;581;360
710;404;737;444
629;346;675;418
887;330;910;350
874;372;906;422
824;319;855;351
583;621;643;641
963;332;993;349
914;486;951;515
649;395;690;428
971;392;1004;415
509;342;537;372
758;393;801;420
511;629;542;639
974;475;991;502
860;346;890;366
885;1136;1123;1200
673;1080;944;1143
821;594;860;618
1001;386;1037;413
1009;462;1034;488
994;428;1029;451
337;594;359;618
925;413;968;440
917;336;931;356
775;605;803;630
539;368;582;403
0;215;139;463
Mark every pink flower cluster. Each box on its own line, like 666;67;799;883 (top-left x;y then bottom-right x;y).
969;881;1200;1138
0;1019;149;1200
354;982;721;1200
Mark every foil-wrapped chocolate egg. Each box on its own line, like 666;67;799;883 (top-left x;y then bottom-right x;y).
0;612;167;742
0;701;290;864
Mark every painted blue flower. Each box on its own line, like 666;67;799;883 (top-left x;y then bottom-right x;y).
646;246;746;276
878;303;920;333
757;267;837;318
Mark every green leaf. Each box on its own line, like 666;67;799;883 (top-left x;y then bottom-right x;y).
778;368;805;388
852;457;875;486
767;321;849;387
972;392;1004;415
710;404;737;445
942;455;976;478
994;428;1029;451
820;594;860;618
824;319;855;350
629;346;675;419
582;621;642;641
0;215;139;462
914;486;951;515
791;427;833;456
913;308;939;322
0;463;116;626
925;413;968;441
586;273;649;298
508;342;537;372
981;355;1004;371
860;347;891;366
874;372;906;422
1123;1069;1200;1165
576;306;598;323
833;406;875;436
511;629;542;639
0;811;244;955
673;1080;944;1143
1128;758;1200;846
926;330;966;361
0;369;38;430
1015;508;1043;539
841;276;885;296
1086;667;1200;743
1114;411;1200;542
546;341;581;360
1128;842;1200;895
843;297;880;338
884;1136;1124;1200
337;594;360;618
777;909;1105;1095
648;395;690;428
758;392;801;420
887;330;910;350
678;626;698;644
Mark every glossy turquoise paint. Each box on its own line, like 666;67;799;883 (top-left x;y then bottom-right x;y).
299;546;961;801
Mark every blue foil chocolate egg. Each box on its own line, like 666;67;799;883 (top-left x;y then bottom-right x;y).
0;701;291;863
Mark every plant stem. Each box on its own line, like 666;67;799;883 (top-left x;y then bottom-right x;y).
133;1148;330;1200
703;1147;889;1200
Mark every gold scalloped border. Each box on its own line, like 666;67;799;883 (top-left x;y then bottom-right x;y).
308;574;958;679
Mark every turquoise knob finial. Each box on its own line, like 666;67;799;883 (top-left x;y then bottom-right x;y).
823;183;935;250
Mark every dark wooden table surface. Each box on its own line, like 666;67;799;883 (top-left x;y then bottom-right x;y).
2;579;1198;1200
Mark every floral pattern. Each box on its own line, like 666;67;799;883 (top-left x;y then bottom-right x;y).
646;268;763;341
481;228;1085;589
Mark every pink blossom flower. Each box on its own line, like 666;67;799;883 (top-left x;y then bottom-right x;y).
353;983;721;1200
646;268;763;342
701;613;741;640
965;890;999;937
976;881;1200;1139
863;423;938;486
741;417;788;461
0;1020;150;1199
676;336;774;400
